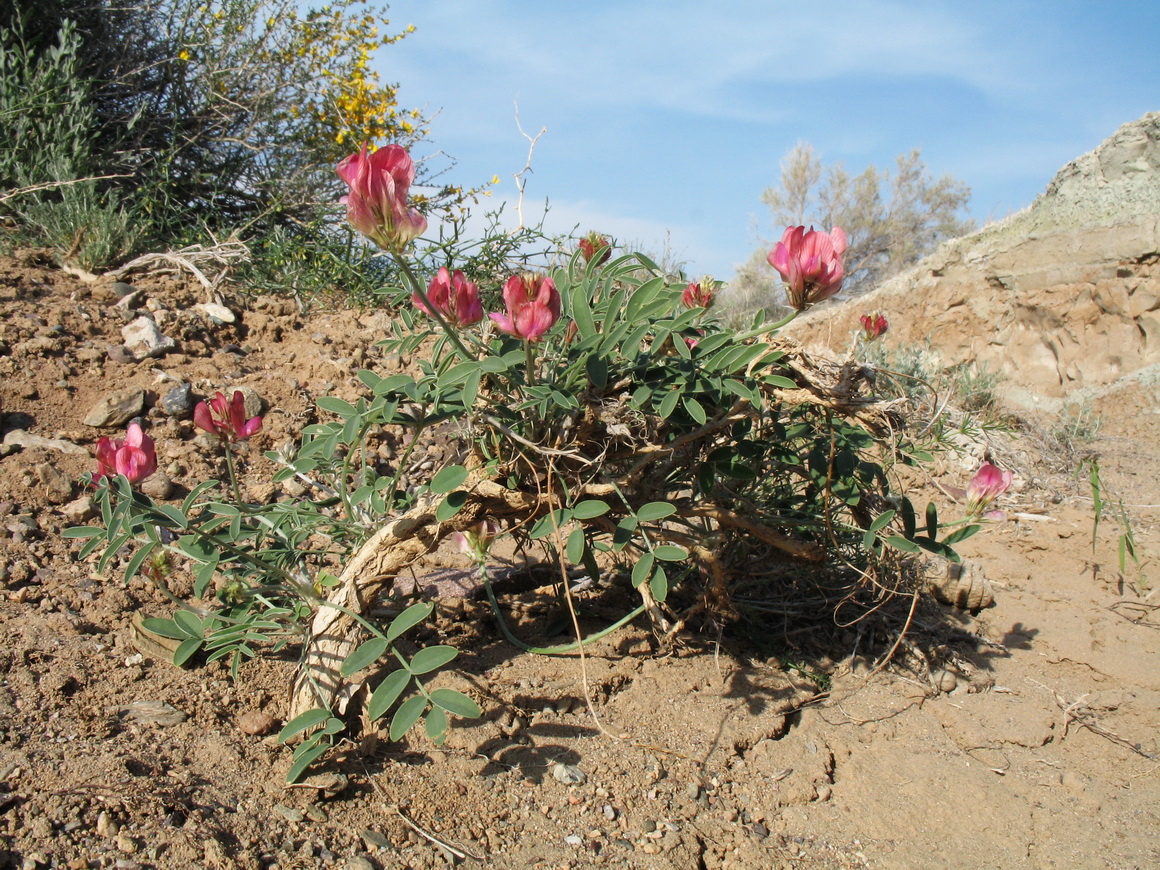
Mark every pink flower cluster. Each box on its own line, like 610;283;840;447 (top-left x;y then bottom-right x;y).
681;280;716;310
337;144;427;252
966;462;1014;519
489;273;561;342
94;422;157;484
578;232;611;265
859;312;888;340
415;267;483;328
768;226;847;310
194;391;263;444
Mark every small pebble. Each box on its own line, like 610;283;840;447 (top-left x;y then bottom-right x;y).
273;804;304;823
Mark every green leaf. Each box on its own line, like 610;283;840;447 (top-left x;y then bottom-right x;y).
278;708;331;744
193;559;218;598
652;545;688;562
461;371;480;408
657;389;681;419
140;617;187;640
636;502;676;522
721;379;759;404
285;742;330;784
571;283;597;338
172;637;202;667
631;553;655;587
941;524;981;546
649;565;669;602
566;527;586;564
177;534;216;563
122;543;156;584
763;374;798;389
925;502;939;538
340;637;388;677
868;509;897;533
430;465;469;494
61;525;103;539
316;396;357;418
435;490;468;522
425;707;449;744
387;601;433;642
368;670;411;722
389;694;428;741
478;356;510;374
429;688;482;718
409;645;457;675
682;397;707;425
529;508;574;539
585;354;608;388
624;276;666;321
154;504;189;529
173;610;204;639
439;360;480;387
572;499;610;519
885;535;921;554
181;480;219;513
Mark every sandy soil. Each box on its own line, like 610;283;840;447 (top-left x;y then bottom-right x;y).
0;251;1156;870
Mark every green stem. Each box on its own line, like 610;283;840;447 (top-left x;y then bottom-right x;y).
524;340;536;387
392;254;476;363
222;442;244;506
481;569;645;655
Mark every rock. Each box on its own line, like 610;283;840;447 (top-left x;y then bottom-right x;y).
551;762;586;785
161;383;194;418
118;701;188;726
139;470;174;500
34;463;74;504
344;857;375;870
96;810;120;837
237;710;276;736
59;495;96;522
84;388;146;428
113;288;146;310
194;303;237;325
111;282;138;299
235;386;264;419
2;429;88;456
121;317;176;360
273;804;304;823
107;345;135;365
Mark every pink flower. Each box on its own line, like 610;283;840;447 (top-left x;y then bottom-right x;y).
453;518;501;563
415;267;483;328
194;391;263;444
489;273;561;342
966;462;1014;519
767;225;848;310
681;279;716;310
859;312;889;340
336;144;427;251
94;422;157;484
578;232;611;265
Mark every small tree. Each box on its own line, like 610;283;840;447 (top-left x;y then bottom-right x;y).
731;142;974;313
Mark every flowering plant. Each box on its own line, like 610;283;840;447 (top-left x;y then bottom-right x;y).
768;225;847;309
66;143;987;783
94;422;157;484
859;312;889;341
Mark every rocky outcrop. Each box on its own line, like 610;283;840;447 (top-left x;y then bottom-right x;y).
790;112;1160;405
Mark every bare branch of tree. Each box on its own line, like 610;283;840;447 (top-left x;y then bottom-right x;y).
512;101;546;232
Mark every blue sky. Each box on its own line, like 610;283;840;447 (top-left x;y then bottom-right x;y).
382;1;1159;280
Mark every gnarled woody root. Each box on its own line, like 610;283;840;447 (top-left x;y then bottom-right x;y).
290;478;536;720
